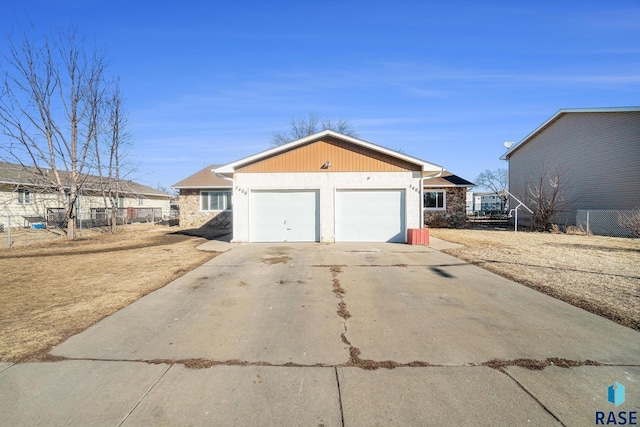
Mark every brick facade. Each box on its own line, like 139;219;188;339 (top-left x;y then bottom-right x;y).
423;187;467;228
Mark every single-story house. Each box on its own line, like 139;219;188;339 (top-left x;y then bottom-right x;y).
172;164;232;228
422;171;474;228
0;161;172;228
500;107;640;229
208;130;472;243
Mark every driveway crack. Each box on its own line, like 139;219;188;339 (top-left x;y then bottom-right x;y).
330;265;432;370
331;265;351;322
482;358;603;370
330;265;355;360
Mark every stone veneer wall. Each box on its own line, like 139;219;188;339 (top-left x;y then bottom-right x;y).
423;187;468;228
178;189;226;228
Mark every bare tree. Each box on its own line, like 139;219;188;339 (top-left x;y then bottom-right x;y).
94;81;132;232
271;112;357;145
525;163;577;231
0;25;113;239
475;168;508;211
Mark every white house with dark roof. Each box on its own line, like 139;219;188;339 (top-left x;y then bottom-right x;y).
423;170;475;227
501;107;640;229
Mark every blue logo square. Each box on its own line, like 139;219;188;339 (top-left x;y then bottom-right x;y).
608;382;625;407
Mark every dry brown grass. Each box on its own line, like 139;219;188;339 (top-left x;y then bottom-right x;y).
0;225;219;362
430;229;640;330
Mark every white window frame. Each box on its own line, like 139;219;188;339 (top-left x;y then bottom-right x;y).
200;190;232;212
423;190;446;210
17;189;32;204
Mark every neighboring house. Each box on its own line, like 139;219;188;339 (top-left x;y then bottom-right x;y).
466;191;474;213
0;161;171;228
213;130;473;243
501;107;640;227
172;164;232;228
470;191;507;213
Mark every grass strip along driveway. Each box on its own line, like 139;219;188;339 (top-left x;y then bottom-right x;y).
430;228;640;331
0;227;219;362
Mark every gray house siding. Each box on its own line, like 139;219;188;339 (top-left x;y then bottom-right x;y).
507;111;640;226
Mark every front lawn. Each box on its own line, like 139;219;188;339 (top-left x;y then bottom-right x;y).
0;226;219;362
430;229;640;331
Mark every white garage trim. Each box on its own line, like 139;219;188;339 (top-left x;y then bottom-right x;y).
335;189;406;242
249;190;320;242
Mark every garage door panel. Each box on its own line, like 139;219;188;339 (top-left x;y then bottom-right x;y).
335;190;405;242
250;191;319;242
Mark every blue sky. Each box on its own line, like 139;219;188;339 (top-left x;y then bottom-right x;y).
2;0;639;191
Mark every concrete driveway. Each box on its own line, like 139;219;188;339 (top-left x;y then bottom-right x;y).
1;241;639;426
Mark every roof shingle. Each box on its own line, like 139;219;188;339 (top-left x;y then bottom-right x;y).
172;164;232;188
423;171;475;187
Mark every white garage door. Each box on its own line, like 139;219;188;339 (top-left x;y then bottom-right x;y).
335;189;406;242
250;190;320;242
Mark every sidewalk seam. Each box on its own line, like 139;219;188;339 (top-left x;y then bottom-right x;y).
334;367;345;427
500;369;567;427
0;363;15;374
117;363;172;426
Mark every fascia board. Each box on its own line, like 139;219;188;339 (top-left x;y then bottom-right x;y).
215;130;444;174
423;184;475;188
172;185;232;189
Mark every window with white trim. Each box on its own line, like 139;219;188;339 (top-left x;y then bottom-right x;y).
201;191;232;211
17;189;32;204
424;191;445;210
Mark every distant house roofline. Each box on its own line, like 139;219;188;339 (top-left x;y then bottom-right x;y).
500;106;640;160
0;161;170;198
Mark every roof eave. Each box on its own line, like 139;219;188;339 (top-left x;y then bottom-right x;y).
424;184;475;188
172;185;233;189
215;130;444;174
501;106;640;160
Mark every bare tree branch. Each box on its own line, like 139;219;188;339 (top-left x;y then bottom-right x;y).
523;162;578;231
270;111;358;146
93;80;132;232
475;168;508;211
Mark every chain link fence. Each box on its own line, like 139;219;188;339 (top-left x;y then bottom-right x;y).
576;209;639;238
1;213;50;248
1;207;178;248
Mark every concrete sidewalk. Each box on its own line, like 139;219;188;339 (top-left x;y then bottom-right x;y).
1;242;639;426
2;361;638;425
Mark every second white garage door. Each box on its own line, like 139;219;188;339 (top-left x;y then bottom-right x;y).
250;190;320;242
335;189;406;242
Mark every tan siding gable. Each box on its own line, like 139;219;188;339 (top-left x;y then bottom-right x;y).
236;138;421;173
